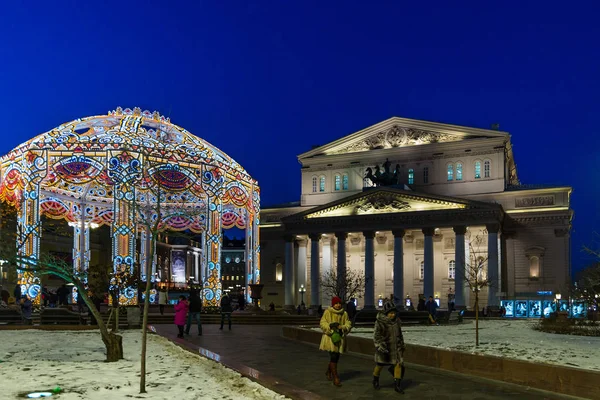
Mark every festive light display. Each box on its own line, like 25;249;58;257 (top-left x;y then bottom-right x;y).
0;107;260;306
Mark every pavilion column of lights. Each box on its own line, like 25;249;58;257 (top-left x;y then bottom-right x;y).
0;107;260;307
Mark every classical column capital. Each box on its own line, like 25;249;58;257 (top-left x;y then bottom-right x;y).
422;227;435;237
296;237;308;247
392;229;406;238
453;226;467;235
308;233;321;241
335;232;348;240
362;230;376;239
486;223;501;234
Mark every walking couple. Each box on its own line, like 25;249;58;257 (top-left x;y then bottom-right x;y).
174;289;203;338
319;297;405;393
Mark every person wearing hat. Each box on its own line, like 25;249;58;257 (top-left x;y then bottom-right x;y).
372;301;405;393
319;296;352;387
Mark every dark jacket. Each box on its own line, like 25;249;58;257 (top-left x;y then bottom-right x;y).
425;300;438;315
188;292;202;313
221;295;232;313
373;312;405;365
21;298;33;319
14;285;21;300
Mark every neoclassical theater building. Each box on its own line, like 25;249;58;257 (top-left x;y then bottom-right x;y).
259;117;573;310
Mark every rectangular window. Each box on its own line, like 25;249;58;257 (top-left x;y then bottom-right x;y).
447;164;453;181
319;176;325;192
448;261;456;280
456;163;463;181
408;168;414;185
334;175;341;191
475;162;481;179
342;174;348;190
312;177;317;192
484;161;491;178
423;167;429;184
419;261;424;280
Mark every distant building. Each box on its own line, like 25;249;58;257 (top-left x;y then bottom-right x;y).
221;237;246;296
260;117;572;312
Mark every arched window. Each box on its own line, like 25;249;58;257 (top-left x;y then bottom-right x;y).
423;167;429;184
456;163;463;181
334;174;341;191
484;160;491;178
529;256;540;278
275;263;283;282
419;261;424;280
408;168;414;185
342;173;349;190
448;260;456;280
474;161;481;179
447;164;453;181
312;176;317;193
319;176;326;192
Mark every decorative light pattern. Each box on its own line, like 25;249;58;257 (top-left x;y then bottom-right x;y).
0;107;260;307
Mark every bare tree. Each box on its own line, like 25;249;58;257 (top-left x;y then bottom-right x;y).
572;263;600;314
462;231;492;347
321;268;367;303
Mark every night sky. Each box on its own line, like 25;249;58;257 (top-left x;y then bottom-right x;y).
1;2;598;275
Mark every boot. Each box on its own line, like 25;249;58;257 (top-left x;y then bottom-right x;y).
228;321;232;331
394;379;404;394
372;376;380;390
330;362;341;387
325;363;332;381
219;325;223;330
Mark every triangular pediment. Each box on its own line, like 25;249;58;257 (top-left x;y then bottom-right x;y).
299;116;508;158
284;187;500;220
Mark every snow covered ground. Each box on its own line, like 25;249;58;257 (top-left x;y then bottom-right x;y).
345;320;600;371
0;330;287;400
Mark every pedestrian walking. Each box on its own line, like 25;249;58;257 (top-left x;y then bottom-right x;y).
185;289;203;336
219;292;233;330
174;295;188;338
372;301;405;393
158;287;168;315
319;296;351;387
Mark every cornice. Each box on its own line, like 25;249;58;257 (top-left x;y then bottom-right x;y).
299;117;509;160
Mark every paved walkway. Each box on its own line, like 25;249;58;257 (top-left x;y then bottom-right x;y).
152;324;580;400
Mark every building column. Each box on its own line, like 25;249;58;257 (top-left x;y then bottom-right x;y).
363;231;376;309
194;252;200;283
309;233;321;309
453;226;467;308
335;232;348;301
422;228;435;299
487;224;500;306
296;237;307;305
284;235;295;310
392;229;405;305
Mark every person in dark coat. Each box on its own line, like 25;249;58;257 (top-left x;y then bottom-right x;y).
20;296;33;325
425;296;438;323
372;301;405;393
13;284;21;303
346;298;357;323
219;293;233;330
185;289;203;336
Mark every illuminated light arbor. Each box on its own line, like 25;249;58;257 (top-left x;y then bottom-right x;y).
0;107;260;306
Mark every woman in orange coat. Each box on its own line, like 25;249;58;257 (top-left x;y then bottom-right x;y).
319;296;352;387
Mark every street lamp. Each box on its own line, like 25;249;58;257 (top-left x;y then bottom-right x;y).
299;284;306;304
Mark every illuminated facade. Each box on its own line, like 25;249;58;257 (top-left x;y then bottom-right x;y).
0;107;260;306
260;117;572;310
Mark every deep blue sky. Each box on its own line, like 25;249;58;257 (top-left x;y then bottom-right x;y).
1;1;598;275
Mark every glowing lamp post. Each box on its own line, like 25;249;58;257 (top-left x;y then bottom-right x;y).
299;284;306;304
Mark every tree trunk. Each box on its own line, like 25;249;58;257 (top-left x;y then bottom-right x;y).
102;331;124;362
475;292;479;347
140;270;153;393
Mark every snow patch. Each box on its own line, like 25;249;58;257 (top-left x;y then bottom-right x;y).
0;330;287;400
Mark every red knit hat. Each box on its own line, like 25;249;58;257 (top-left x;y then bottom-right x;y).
331;296;342;307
